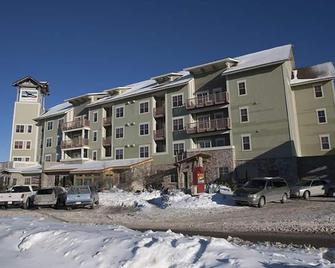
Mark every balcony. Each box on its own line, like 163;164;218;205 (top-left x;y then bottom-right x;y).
153;129;165;140
186;92;229;111
186;118;231;134
102;136;112;146
61;119;90;131
61;138;89;149
153;106;165;118
103;117;112;126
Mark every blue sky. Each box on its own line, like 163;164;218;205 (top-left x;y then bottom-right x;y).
0;0;334;161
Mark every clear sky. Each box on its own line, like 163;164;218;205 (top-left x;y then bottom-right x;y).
0;0;334;161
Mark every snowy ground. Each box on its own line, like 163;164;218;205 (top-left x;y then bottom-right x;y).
99;188;237;210
0;216;333;268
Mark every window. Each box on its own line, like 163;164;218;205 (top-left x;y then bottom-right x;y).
115;127;124;138
173;117;184;131
15;125;24;133
45;155;51;162
58;119;64;128
83;149;88;158
47;121;53;131
13;157;22;161
139;123;149;135
93;131;98;142
173;142;185;156
198;140;211;148
241;134;251;151
46;138;52;147
139;101;149;114
12;178;17;186
273;179;287;188
216;137;229;147
25;141;31;149
218;167;229;179
139;145;149;158
14;141;23;149
93;112;98;122
172;94;183;107
314;85;323;98
25;157;30;162
115;148;124;160
320;135;331;151
317;109;327;124
170;173;178;183
240;107;249;123
92;151;97;160
238;81;247;96
115;106;124;118
27;125;32;133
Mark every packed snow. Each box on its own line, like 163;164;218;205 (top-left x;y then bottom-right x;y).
0;216;333;268
99;187;238;210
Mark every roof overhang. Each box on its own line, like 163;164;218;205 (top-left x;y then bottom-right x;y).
184;58;239;75
291;76;335;87
13;76;49;95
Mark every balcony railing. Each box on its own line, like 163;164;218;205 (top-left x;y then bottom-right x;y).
186;118;231;134
61;138;89;149
186;91;229;110
61;119;90;131
153;129;165;140
153;106;165;117
102;136;112;146
103;117;112;126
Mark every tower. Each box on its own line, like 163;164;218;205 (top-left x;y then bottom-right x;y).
9;76;49;164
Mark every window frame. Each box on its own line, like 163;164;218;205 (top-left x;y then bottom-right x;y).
316;108;327;124
45;154;52;162
115;148;124;160
239;107;249;123
171;93;184;108
14;140;24;149
314;85;324;99
241;134;252;151
237;80;247;96
115;127;124;139
319;134;331;151
173;141;185;156
92;150;98;160
139;145;150;158
92;111;98;123
47;121;53;131
139;101;149;114
198;139;211;148
15;125;25;133
46;137;52;148
139;122;150;136
93;131;98;142
115;105;125;118
172;117;184;131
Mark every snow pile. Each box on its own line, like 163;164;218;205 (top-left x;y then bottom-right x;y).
99;189;161;208
99;189;238;210
0;216;332;268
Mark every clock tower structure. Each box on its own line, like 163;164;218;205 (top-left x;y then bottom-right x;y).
9;76;49;164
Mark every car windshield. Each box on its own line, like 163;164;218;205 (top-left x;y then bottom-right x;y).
298;180;312;187
244;179;266;189
37;189;54;195
11;186;31;193
68;186;90;194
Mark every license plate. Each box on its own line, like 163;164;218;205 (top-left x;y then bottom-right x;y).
75;202;81;205
8;201;12;204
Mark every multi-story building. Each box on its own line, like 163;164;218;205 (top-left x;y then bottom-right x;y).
2;44;335;190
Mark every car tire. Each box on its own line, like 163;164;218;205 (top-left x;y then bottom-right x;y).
23;198;30;209
281;193;288;203
95;200;99;205
90;203;95;209
258;197;266;208
303;191;310;200
327;188;334;197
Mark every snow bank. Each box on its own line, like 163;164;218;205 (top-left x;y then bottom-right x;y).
0;216;331;268
99;189;238;210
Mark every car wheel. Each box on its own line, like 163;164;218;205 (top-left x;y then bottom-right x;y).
303;191;310;200
90;203;95;209
258;196;266;208
281;193;288;203
23;198;30;209
327;188;334;197
95;200;99;205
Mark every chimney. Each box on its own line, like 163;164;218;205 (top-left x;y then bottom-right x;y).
292;69;298;79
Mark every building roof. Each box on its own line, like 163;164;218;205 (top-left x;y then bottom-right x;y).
222;44;293;75
13;76;50;95
35;102;73;121
44;158;152;173
4;164;42;174
290;62;335;86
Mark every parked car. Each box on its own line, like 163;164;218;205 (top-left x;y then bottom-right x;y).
0;185;37;209
65;185;99;209
233;177;290;208
290;178;329;199
33;186;67;208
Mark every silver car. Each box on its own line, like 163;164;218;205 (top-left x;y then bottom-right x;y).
34;187;67;208
65;185;99;209
233;177;290;208
290;179;327;199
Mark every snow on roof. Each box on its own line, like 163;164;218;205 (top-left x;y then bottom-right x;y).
45;158;152;173
222;44;292;75
36;102;73;120
5;164;42;174
291;62;335;86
